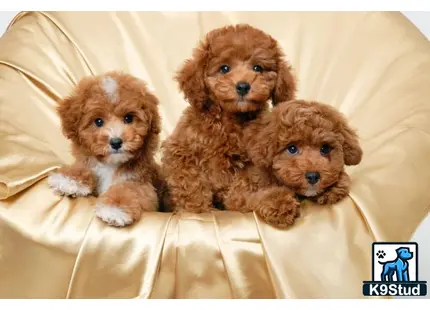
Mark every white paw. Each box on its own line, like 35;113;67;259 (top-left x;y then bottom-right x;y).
95;204;133;227
47;173;92;197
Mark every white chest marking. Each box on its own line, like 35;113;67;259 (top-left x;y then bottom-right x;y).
92;163;117;195
91;162;133;195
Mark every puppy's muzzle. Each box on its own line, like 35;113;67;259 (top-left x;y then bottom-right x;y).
305;171;320;185
236;81;250;96
110;137;123;150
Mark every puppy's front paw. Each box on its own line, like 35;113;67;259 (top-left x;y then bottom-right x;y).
48;173;92;197
95;204;133;227
315;189;348;205
257;196;300;228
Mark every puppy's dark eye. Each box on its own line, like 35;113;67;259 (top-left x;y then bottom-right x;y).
94;118;104;127
320;144;332;156
286;144;299;155
219;65;230;74
124;114;133;124
253;65;263;73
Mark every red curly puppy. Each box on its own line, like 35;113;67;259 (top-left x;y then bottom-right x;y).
47;71;162;227
161;24;297;213
224;99;363;227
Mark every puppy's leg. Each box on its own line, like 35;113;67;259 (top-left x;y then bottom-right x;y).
314;171;351;205
48;162;96;197
165;172;216;213
223;178;255;212
223;166;273;212
95;181;158;227
248;187;301;228
169;183;215;213
223;191;251;212
161;148;217;213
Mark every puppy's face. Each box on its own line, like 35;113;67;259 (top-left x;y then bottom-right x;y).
204;39;279;113
57;72;161;165
271;127;345;198
176;24;296;113
247;100;363;197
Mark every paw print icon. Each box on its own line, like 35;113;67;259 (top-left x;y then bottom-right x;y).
376;250;386;259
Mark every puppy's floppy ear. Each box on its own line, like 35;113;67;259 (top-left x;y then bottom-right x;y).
148;95;162;135
136;89;162;159
319;103;363;166
140;87;162;135
245;111;278;167
56;94;83;143
340;123;363;166
272;48;297;106
175;41;209;110
150;108;162;135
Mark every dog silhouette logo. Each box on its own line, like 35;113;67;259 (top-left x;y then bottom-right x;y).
378;247;413;282
363;242;427;297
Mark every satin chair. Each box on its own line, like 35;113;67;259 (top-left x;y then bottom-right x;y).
0;11;429;298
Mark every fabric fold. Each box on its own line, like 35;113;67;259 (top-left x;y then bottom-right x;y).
0;11;94;199
65;212;173;298
212;211;276;298
173;212;232;298
254;200;382;299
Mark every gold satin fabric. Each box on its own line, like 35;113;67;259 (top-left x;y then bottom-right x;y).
0;11;429;299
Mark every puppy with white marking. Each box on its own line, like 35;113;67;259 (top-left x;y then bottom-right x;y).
48;71;162;227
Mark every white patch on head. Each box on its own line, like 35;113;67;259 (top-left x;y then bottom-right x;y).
48;173;92;197
303;188;318;197
101;76;119;104
95;204;133;227
90;160;136;195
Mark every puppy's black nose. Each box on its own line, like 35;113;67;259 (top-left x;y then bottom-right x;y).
236;82;251;96
305;172;320;185
110;138;123;150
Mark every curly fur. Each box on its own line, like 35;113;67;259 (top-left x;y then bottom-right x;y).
47;71;162;227
160;24;297;212
224;99;363;228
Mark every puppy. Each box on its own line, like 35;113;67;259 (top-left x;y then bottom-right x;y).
224;99;363;227
47;71;162;227
161;24;297;213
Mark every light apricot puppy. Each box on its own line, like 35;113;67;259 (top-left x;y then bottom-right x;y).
48;71;162;227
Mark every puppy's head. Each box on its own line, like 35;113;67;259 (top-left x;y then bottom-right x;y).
57;71;161;165
176;24;297;114
247;100;362;197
